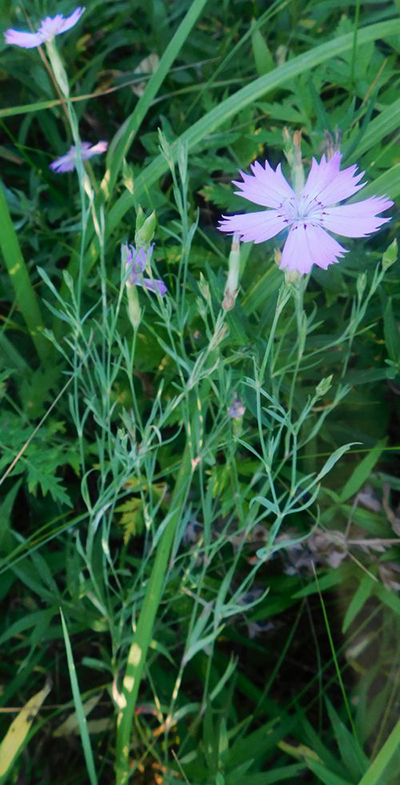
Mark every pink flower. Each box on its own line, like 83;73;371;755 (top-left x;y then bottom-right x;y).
49;141;108;173
123;244;167;297
4;7;85;48
219;153;393;274
228;395;246;419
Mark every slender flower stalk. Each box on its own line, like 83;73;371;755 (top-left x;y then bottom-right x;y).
219;152;393;274
50;142;108;173
4;7;85;48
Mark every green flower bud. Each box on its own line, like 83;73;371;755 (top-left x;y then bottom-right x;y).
382;239;398;271
223;234;241;311
135;210;157;247
126;282;141;329
316;375;333;398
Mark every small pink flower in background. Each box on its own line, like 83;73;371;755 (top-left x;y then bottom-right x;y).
4;7;85;48
49;141;108;173
123;244;167;297
228;394;246;419
219;152;393;275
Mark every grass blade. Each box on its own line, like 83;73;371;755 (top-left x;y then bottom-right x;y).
60;608;98;785
0;681;51;784
0;178;48;363
357;718;400;785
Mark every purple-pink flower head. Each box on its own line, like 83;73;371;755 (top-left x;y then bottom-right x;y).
219;152;394;275
228;395;246;420
123;244;167;297
49;141;108;173
4;7;85;49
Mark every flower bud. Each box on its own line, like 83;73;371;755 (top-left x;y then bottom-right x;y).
356;272;367;300
122;160;135;194
198;273;211;306
126;283;141;329
222;233;241;311
135;210;157;247
316;375;333;398
382;239;398;271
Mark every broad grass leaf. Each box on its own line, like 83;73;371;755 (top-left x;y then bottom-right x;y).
342;574;376;633
304;759;353;785
357;718;400;785
325;699;369;781
0;680;51;783
294;564;353;598
232;764;306;783
251;22;274;76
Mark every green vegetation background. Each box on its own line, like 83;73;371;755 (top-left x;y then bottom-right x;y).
0;1;399;783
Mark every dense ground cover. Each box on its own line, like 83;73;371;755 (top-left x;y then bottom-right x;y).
0;1;399;782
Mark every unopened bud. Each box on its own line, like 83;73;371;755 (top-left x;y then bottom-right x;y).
356;272;367;300
122;160;134;194
223;233;241;311
284;268;301;286
198;273;211;306
282;128;304;196
382;239;398;271
135;210;156;247
316;375;333;398
126;283;141;329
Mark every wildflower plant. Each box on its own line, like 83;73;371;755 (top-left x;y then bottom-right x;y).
0;3;399;785
219;152;393;274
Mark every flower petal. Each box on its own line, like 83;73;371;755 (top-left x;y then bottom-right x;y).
302;153;342;199
302;152;366;205
321;196;394;237
142;278;167;297
49;148;76;172
218;210;287;243
280;224;347;274
4;28;44;48
233;161;296;208
81;141;109;161
57;7;86;34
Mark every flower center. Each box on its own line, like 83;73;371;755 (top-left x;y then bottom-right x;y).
278;195;326;228
39;16;65;40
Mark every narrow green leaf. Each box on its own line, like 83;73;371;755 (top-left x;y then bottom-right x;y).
342;574;376;633
339;440;387;502
305;759;352;785
0;179;48;363
60;608;98;785
384;299;400;365
354;164;400;201
316;443;358;483
326;699;369;780
352;98;400;161
357;718;400;785
251;21;274;75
